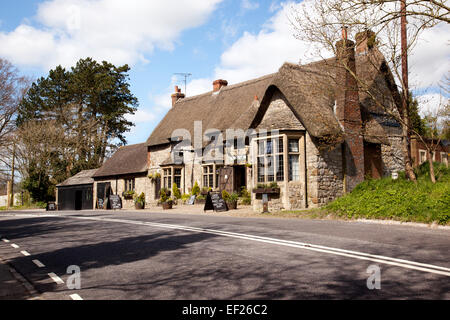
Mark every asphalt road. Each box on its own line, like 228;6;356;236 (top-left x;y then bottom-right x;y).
0;210;449;300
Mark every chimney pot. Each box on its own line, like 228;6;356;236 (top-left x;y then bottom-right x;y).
171;86;185;107
213;79;228;92
342;26;348;40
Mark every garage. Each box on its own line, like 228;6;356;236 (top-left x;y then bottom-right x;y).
56;169;98;211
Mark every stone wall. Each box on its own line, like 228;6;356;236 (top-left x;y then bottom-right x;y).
381;136;404;176
93;174;149;210
306;133;344;207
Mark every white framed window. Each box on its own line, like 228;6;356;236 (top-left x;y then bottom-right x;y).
202;164;222;189
125;178;135;192
163;168;172;189
288;139;300;181
419;150;427;164
256;137;284;183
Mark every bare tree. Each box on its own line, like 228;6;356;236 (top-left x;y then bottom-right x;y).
290;0;448;182
0;58;29;147
0;58;30;205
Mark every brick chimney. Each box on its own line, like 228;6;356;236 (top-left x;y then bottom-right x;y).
213;79;228;92
335;27;364;193
171;86;185;107
355;30;376;55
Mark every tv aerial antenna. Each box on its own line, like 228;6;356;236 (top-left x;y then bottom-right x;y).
174;73;192;96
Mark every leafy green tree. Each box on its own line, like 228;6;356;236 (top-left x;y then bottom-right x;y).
16;58;138;201
408;94;426;137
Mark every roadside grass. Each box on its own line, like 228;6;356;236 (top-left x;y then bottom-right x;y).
273;162;450;225
326;162;450;225
0;202;47;211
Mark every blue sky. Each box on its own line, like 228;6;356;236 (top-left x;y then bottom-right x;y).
0;0;448;146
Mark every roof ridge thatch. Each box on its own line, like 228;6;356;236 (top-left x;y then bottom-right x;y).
174;72;277;105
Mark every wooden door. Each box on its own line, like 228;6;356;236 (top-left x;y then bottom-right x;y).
218;167;234;193
364;143;383;179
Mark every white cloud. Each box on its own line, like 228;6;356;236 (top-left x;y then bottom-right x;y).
195;2;318;85
0;0;222;69
409;23;450;89
241;0;260;11
417;93;449;117
126;109;157;124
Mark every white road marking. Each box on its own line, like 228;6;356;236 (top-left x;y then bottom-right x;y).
33;260;45;268
70;216;450;277
70;294;83;300
2;238;10;243
48;273;64;285
11;243;19;249
6;213;450;277
21;250;31;256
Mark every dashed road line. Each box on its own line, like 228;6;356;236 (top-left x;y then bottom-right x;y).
21;250;31;256
2;238;10;243
70;294;83;300
32;260;45;268
11;243;19;249
48;272;64;285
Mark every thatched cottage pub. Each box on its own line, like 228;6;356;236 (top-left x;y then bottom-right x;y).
89;30;408;212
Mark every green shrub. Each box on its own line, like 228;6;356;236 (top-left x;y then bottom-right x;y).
172;183;182;199
326;167;450;225
229;192;239;202
181;193;191;202
240;187;252;205
192;181;200;196
160;188;170;203
222;190;231;201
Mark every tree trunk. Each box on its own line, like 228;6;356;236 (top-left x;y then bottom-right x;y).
401;118;416;182
427;150;436;184
400;0;416;183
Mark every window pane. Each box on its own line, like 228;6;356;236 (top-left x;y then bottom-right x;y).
258;141;264;155
289;139;299;153
277;155;284;181
267;156;274;182
209;174;214;188
266;140;273;155
257;157;265;183
278;138;284;153
174;176;181;188
289;155;300;181
174;168;182;176
203;175;208;188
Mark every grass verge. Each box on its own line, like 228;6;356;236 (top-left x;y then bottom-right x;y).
274;162;450;225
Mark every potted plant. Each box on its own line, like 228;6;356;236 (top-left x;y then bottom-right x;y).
123;190;135;200
222;190;239;210
201;187;211;196
148;172;161;182
252;182;280;194
195;194;206;204
134;192;146;210
160;188;173;210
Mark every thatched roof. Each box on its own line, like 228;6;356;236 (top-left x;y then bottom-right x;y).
93;143;148;178
269;61;343;145
57;169;98;187
146;74;275;147
147;47;400;148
